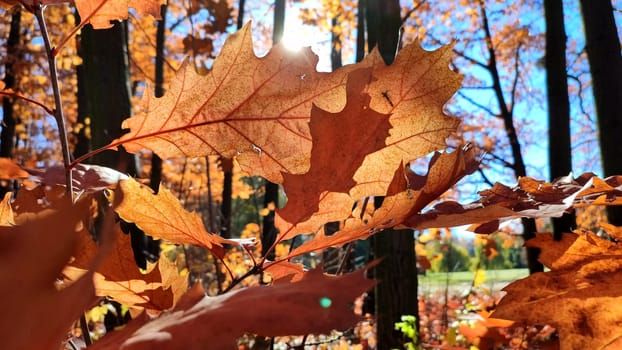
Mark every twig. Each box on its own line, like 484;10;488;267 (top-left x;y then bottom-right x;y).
33;3;73;196
0;90;53;115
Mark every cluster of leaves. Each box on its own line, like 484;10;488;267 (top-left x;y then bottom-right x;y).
1;1;622;349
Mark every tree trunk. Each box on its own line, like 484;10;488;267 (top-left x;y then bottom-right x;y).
261;0;285;259
0;9;21;197
545;0;575;240
477;0;543;273
79;21;157;268
150;4;167;194
367;2;419;348
579;0;622;225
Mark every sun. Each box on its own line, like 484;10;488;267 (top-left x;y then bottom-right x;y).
280;9;319;52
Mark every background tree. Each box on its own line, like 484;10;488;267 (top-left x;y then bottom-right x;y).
366;1;419;348
545;0;575;239
580;0;622;225
78;20;158;268
0;8;21;196
260;0;284;260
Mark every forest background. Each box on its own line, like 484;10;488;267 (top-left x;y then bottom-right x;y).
0;0;621;349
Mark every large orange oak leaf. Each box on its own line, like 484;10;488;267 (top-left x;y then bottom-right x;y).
0;198;98;350
493;230;622;349
64;223;187;313
114;178;227;257
287;146;479;257
109;23;352;183
90;264;376;349
277;68;391;229
351;43;462;198
274;44;462;237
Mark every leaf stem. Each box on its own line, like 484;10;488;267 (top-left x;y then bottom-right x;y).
0;90;54;115
34;3;73;196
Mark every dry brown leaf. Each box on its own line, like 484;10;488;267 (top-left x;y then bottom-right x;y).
351;43;462;198
74;0;165;29
263;260;305;282
25;163;129;192
408;173;622;233
89;264;376;349
288;146;479;257
277;68;392;228
494;230;622;349
115;178;227;257
0;157;28;179
110;23;352;183
64;223;187;312
0;198;97;350
0;192;14;226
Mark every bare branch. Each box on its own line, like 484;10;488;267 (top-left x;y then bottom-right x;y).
457;90;499;117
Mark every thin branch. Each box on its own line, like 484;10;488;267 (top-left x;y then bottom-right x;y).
34;4;73;195
477;168;494;187
0;90;53;115
485;151;515;169
567;73;592;123
457;91;498;117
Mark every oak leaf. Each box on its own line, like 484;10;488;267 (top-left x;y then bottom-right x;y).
407;173;622;233
74;0;166;29
0;198;98;350
64;223;187;312
351;42;462;198
289;146;479;257
277;68;392;228
109;23;352;183
114;178;227;257
274;43;462;237
493;230;622;349
89;264;376;349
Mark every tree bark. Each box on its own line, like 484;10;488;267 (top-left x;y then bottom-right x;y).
545;0;575;240
79;21;157;268
367;2;419;348
0;9;22;197
579;0;622;225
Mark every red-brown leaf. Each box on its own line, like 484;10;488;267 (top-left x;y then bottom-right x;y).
89;265;376;349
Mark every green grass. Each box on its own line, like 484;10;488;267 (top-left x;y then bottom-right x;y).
418;268;529;290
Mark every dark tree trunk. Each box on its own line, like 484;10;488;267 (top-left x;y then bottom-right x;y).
217;0;246;239
151;4;167;193
545;0;575;240
477;0;543;273
0;9;22;197
261;0;285;259
356;0;366;62
331;16;342;72
579;0;622;225
79;21;157;268
367;2;419;348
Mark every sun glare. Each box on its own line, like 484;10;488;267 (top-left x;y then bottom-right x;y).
281;8;318;52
